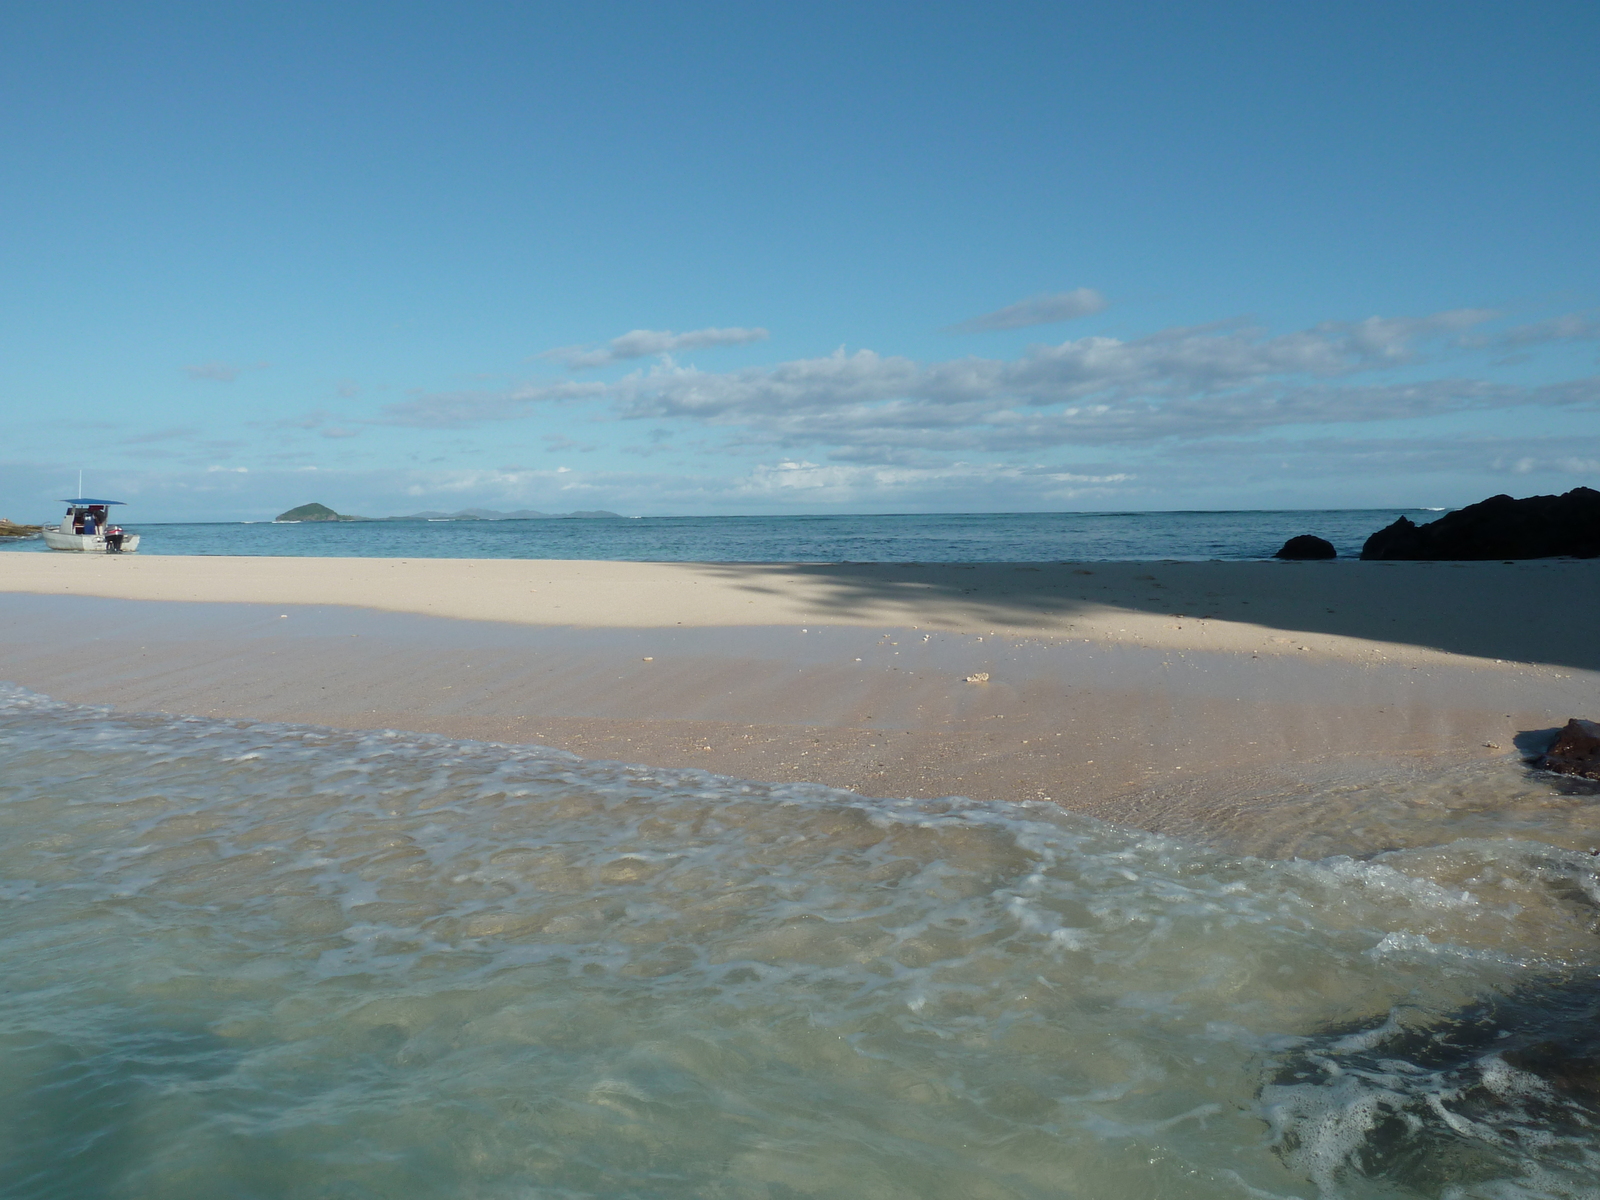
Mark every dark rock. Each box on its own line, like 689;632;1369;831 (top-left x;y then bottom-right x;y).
1274;534;1336;559
1360;487;1600;560
1263;970;1600;1192
1543;718;1600;781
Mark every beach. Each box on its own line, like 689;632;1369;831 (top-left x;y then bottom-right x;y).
2;552;1596;852
7;553;1600;1197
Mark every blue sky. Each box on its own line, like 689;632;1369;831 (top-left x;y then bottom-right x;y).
3;0;1597;520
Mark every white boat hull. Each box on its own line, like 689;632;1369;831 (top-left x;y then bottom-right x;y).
41;530;140;553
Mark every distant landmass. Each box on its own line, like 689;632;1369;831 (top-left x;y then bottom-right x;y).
273;502;621;523
274;502;363;522
382;508;622;521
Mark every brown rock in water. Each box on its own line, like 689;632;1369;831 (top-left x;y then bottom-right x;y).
1274;534;1336;559
1543;718;1600;780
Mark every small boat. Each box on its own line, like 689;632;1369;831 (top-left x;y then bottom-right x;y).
42;499;141;553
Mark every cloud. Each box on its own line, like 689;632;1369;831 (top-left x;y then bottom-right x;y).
184;361;241;382
1162;432;1542;474
376;380;606;428
545;326;769;370
123;426;203;444
542;434;597;453
365;306;1600;473
1487;311;1600;349
183;360;269;382
601;309;1577;458
617;310;1508;429
945;288;1109;334
737;459;1133;505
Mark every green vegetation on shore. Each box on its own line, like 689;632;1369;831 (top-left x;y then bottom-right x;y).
0;520;43;539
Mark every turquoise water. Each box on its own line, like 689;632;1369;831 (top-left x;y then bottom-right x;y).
0;509;1441;561
4;685;1598;1198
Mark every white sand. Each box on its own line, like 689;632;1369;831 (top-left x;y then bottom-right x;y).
4;553;1597;667
2;554;1596;837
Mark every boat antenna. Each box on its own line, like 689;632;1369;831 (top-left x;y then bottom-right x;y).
78;469;82;499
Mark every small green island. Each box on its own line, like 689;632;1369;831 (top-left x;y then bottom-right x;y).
273;502;363;522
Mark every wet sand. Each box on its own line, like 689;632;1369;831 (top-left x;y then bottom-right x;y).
2;554;1596;838
3;553;1599;668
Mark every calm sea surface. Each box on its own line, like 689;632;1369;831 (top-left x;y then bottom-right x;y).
2;509;1443;561
3;685;1598;1199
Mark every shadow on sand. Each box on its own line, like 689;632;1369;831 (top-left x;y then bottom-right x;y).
695;559;1600;674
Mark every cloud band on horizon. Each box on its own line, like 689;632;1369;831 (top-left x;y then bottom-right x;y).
945;288;1109;334
381;305;1600;467
543;326;770;370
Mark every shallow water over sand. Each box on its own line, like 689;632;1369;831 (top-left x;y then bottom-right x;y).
3;686;1599;1199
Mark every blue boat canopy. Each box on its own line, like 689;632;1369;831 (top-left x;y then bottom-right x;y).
59;498;126;506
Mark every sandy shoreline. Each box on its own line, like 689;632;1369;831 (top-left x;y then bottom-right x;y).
2;554;1596;840
5;551;1600;662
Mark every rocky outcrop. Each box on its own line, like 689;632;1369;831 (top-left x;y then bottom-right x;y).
1543;718;1600;781
1265;973;1600;1193
1360;487;1600;560
1274;534;1336;559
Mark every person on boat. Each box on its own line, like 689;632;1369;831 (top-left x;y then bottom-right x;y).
82;510;98;536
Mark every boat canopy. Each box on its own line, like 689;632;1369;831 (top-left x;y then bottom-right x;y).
58;498;126;506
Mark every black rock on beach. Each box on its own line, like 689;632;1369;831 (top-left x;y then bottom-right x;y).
1273;534;1336;559
1361;486;1600;560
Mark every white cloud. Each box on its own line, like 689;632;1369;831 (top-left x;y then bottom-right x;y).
945;288;1109;333
545;326;769;370
616;310;1510;428
1463;310;1600;349
738;459;1132;505
601;310;1596;458
373;306;1600;466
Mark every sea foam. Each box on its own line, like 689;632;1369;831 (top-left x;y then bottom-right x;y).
2;684;1597;1198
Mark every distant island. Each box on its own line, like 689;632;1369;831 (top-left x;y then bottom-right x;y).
273;502;621;522
273;503;363;522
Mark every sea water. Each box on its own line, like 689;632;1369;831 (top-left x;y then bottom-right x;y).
0;510;1444;562
4;686;1599;1198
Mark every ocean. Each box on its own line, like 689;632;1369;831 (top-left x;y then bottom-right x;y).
3;684;1598;1199
0;508;1444;561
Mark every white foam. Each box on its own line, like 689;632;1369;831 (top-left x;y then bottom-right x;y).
2;683;1598;1198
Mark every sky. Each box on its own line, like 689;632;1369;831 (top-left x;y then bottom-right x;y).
2;0;1597;521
